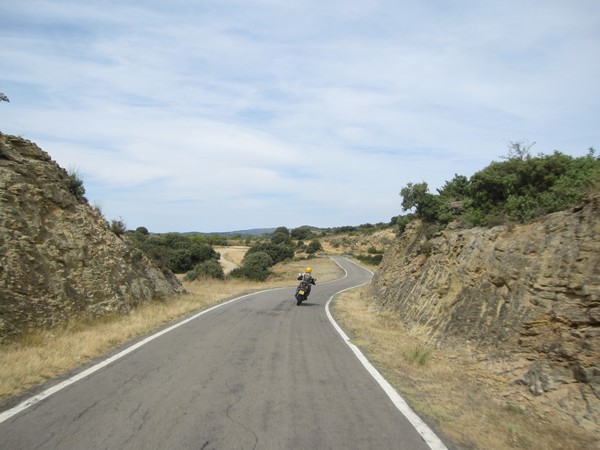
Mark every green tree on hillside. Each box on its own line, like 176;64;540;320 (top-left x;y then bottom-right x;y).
128;232;220;274
291;226;313;240
399;148;600;229
271;226;292;245
306;239;323;254
135;226;149;235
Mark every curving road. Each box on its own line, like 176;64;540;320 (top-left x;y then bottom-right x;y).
0;256;444;449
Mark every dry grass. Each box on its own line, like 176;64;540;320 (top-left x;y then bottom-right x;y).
331;286;598;450
0;256;342;404
214;246;248;266
214;246;248;274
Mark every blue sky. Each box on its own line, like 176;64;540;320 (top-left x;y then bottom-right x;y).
1;1;599;233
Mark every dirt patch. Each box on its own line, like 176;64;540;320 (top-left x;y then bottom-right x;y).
331;286;599;450
214;246;249;274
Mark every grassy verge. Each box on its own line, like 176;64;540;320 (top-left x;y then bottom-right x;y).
0;256;342;403
331;285;597;450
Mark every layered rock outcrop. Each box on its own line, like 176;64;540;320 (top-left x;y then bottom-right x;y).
371;194;599;429
0;133;183;340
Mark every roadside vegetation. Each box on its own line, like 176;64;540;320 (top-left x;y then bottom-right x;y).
124;223;382;283
395;144;600;232
126;229;225;277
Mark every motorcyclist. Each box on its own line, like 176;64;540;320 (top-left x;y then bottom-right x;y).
296;267;316;297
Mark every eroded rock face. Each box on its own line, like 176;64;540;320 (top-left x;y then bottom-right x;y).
371;194;600;429
0;133;183;339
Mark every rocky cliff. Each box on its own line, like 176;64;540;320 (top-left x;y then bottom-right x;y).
0;133;183;340
371;194;599;430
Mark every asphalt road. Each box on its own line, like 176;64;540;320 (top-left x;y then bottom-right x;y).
0;256;441;449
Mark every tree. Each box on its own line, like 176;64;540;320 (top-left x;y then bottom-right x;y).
502;140;535;161
0;93;9;102
413;148;599;227
400;182;429;212
135;226;149;235
291;226;313;240
399;181;448;222
437;174;469;199
306;239;322;254
271;226;291;245
246;242;294;265
237;251;273;281
186;260;224;281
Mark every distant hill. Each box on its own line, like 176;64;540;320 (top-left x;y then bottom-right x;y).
183;228;277;237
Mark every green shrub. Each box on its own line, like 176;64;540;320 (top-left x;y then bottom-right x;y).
306;240;322;254
166;244;219;273
356;254;384;265
245;242;294;265
228;267;246;279
395;214;415;235
66;169;86;202
128;233;220;273
110;218;127;237
185;260;224;281
402;345;432;365
236;251;273;281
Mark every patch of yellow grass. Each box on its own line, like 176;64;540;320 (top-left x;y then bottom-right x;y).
0;257;344;403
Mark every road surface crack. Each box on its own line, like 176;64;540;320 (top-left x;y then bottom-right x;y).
225;382;259;449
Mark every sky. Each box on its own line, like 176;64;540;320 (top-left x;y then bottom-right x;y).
1;1;599;233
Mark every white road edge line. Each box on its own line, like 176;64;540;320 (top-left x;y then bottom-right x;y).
0;288;283;425
326;257;448;450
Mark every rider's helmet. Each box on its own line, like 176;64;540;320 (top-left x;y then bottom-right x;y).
306;267;312;273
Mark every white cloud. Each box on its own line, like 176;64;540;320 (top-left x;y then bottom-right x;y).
1;0;599;232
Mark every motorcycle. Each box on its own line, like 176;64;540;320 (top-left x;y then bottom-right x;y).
295;277;316;305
